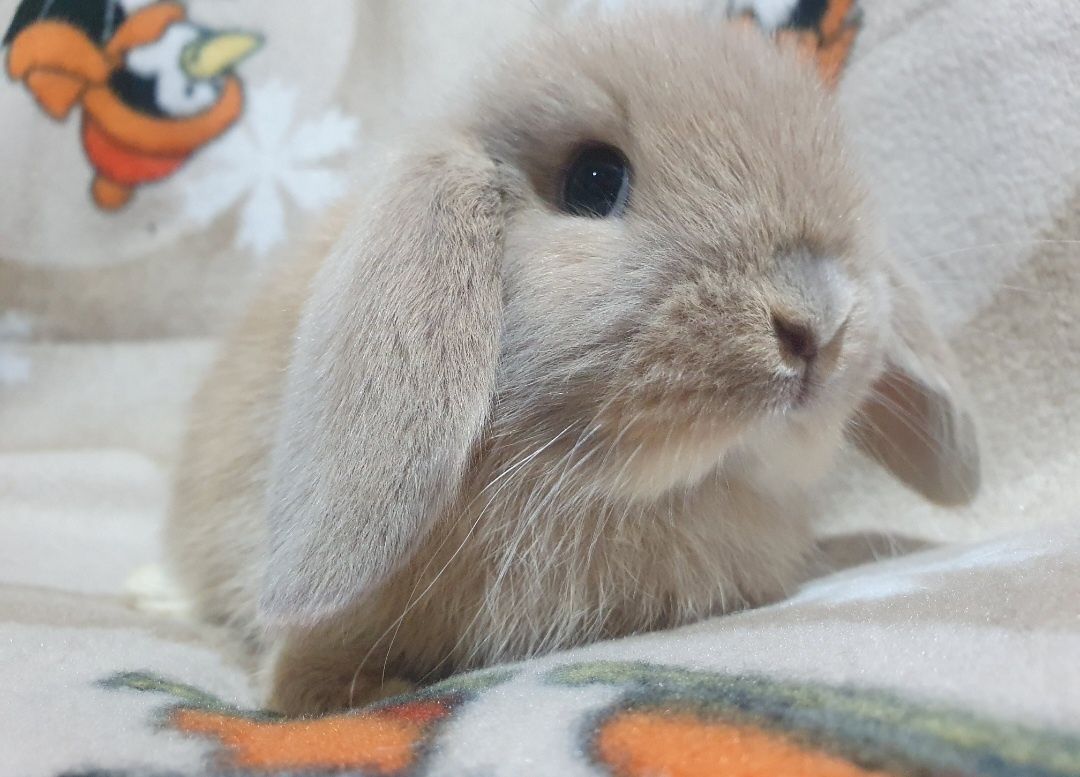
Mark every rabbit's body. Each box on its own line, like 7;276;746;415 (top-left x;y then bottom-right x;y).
167;246;321;652
170;242;813;712
167;13;979;716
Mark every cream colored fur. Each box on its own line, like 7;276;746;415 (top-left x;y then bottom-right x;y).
166;13;978;716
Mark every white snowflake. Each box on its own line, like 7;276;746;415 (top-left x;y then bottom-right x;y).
183;80;359;258
0;311;33;387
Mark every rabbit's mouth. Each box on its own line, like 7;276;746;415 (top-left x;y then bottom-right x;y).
773;360;835;413
576;367;860;500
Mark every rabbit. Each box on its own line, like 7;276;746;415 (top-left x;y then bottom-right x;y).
165;10;980;717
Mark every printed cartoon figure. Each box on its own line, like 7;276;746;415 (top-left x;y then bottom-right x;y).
3;0;260;210
552;663;1080;777
731;0;860;87
75;665;1080;777
85;670;511;776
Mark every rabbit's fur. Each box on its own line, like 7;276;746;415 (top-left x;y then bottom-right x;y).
167;13;979;716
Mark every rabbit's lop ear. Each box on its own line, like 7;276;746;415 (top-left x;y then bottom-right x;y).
261;137;507;624
850;266;981;506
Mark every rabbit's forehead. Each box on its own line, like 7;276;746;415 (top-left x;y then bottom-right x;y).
478;15;863;259
637;171;867;284
480;14;827;146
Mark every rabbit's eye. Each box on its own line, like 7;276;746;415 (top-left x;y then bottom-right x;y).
560;145;631;218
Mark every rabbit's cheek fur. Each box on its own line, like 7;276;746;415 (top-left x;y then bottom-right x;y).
495;224;888;501
500;211;630;331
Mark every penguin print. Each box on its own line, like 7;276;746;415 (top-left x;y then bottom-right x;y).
3;0;261;210
729;0;860;86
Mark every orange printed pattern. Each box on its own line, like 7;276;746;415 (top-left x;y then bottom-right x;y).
170;698;451;774
93;664;1080;777
777;0;860;88
596;710;890;777
553;662;1080;777
95;670;511;776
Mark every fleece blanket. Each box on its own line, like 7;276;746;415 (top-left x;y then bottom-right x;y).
1;0;1079;775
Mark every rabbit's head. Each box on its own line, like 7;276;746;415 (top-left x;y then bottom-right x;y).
261;13;980;623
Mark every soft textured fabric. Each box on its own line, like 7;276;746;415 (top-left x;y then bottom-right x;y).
1;0;1078;775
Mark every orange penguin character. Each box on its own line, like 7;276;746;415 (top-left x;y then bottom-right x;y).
4;0;260;210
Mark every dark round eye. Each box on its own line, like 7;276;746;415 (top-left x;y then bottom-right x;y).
560;145;631;218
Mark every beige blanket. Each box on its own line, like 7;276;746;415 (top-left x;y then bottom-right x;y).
1;1;1078;775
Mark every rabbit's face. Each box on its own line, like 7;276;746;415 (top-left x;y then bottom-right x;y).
478;17;887;499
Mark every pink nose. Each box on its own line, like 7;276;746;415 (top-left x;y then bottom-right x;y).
772;314;818;364
772;312;847;375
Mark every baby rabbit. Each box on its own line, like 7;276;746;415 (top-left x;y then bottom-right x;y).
166;11;980;716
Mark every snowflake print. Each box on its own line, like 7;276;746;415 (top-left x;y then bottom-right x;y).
182;80;359;257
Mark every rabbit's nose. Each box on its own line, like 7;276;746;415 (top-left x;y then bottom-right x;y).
772;312;847;374
772;314;817;364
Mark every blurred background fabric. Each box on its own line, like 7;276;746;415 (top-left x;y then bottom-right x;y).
1;1;1078;775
